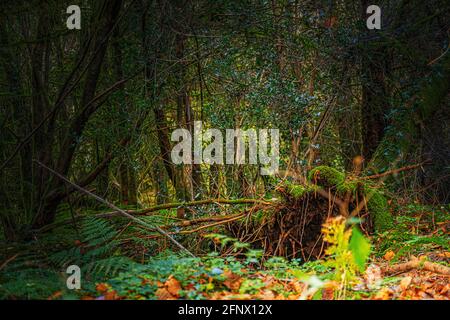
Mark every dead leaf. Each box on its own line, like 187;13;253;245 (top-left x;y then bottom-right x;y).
155;287;175;300
47;291;63;300
384;250;395;261
374;287;394;300
259;290;275;300
165;275;182;297
290;281;305;294
365;264;382;289
95;283;110;293
400;276;413;291
222;270;242;291
322;287;334;300
104;290;119;300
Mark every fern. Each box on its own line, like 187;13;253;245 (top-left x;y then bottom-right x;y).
48;217;134;278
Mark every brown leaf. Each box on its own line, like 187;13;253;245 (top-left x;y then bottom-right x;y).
95;283;110;293
155;287;175;300
165;275;182;297
322;287;334;300
365;264;382;289
290;281;305;294
400;276;413;291
383;250;395;261
104;290;119;300
222;270;242;291
374;287;394;300
47;291;63;300
259;290;275;300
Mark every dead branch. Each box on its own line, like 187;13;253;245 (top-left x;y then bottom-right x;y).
35;198;272;233
33;160;196;258
0;253;19;271
383;258;450;276
171;212;249;228
361;161;431;180
130;198;273;215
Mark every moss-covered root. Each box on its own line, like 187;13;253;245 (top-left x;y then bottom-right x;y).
363;187;393;232
308;166;359;194
281;181;317;199
307;166;393;232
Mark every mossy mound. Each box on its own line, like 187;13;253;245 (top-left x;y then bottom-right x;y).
307;166;393;233
361;185;393;232
308;166;359;195
230;166;393;261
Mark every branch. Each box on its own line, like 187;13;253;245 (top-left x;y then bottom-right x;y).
361;161;431;180
118;198;273;216
35;198;272;233
33;160;196;258
383;257;450;276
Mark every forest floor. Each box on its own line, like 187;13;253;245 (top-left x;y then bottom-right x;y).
1;203;449;300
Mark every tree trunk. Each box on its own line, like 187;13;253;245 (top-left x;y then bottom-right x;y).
32;0;123;229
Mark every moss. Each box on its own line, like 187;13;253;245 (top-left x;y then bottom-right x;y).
308;166;360;195
363;186;393;232
284;181;318;199
308;166;345;186
278;166;394;233
308;166;393;232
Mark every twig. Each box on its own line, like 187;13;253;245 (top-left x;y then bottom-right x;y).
360;161;431;180
0;253;19;271
33;160;196;258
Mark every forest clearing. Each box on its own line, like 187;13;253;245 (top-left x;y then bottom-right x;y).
0;0;449;302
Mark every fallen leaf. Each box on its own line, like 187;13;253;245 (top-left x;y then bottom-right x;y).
155;287;175;300
383;250;395;261
374;287;394;300
104;290;119;300
365;264;382;289
47;291;63;300
222;270;242;291
400;276;413;291
95;283;110;293
290;281;305;294
259;290;275;300
165;275;182;297
322;287;334;300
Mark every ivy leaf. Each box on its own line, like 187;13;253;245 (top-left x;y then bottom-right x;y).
349;227;371;272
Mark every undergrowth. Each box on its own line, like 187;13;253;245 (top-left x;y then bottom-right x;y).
0;202;448;300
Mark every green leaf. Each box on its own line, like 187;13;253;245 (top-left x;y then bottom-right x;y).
349;227;371;272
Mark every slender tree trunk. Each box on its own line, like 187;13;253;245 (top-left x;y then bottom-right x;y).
32;0;123;229
360;0;391;162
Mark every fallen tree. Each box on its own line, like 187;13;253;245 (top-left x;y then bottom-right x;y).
37;163;426;263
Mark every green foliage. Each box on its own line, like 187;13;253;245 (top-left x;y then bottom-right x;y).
322;217;372;287
376;204;450;260
308;166;345;188
0;216;134;299
349;227;371;272
49;217;134;278
0;269;65;300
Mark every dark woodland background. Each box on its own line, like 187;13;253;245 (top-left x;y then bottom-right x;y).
0;0;449;300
